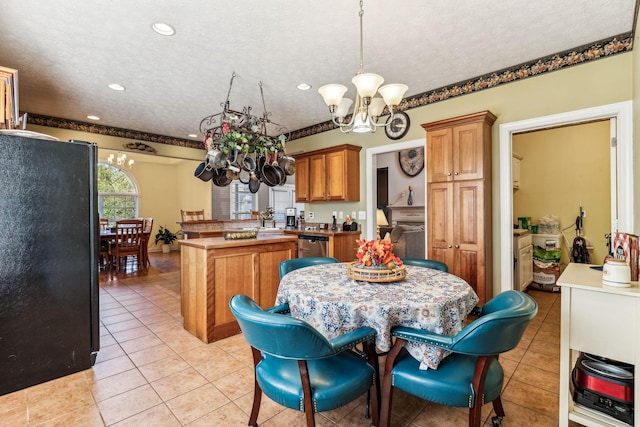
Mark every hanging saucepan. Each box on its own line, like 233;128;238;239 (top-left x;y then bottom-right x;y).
248;172;260;193
241;152;256;173
278;153;296;176
261;153;282;187
212;168;232;187
238;168;251;184
194;162;214;182
256;154;266;181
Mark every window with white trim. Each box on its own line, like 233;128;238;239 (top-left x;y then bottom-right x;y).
97;163;139;225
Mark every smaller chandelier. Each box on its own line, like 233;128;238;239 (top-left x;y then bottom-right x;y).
318;0;408;134
108;152;134;169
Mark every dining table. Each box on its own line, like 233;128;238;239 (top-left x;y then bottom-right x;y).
275;262;479;369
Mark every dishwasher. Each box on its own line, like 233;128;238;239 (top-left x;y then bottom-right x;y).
297;234;329;258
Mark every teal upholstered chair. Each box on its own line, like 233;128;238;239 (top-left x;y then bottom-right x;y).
400;258;449;272
380;290;538;427
229;294;380;427
279;256;339;278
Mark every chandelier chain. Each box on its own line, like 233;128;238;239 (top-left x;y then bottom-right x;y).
359;0;365;73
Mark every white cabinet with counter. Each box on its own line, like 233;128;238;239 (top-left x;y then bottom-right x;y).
558;263;640;426
513;229;533;291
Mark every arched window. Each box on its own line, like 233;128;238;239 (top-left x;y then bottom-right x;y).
97;163;139;224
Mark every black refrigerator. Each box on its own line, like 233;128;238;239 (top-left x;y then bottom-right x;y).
0;134;100;396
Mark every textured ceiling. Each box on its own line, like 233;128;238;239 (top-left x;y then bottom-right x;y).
0;0;636;146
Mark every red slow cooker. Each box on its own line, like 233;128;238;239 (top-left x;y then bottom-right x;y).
572;353;634;425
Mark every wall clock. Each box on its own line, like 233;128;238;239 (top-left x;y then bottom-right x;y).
385;111;410;140
398;147;424;177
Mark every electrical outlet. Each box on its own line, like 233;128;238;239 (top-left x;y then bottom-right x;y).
581;210;586;218
308;211;314;219
358;211;366;220
351;211;356;219
332;211;337;218
339;211;343;219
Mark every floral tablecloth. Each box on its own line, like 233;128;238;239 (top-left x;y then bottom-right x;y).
275;263;479;369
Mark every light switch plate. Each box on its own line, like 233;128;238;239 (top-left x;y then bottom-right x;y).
358;211;366;220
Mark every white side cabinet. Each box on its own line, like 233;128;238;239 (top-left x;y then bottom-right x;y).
513;230;533;291
512;153;522;189
558;263;640;426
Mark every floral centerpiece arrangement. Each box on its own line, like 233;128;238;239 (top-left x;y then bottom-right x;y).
261;206;274;220
347;239;406;282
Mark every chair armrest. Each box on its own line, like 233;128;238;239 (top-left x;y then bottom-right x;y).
266;303;291;315
392;326;455;349
330;326;377;352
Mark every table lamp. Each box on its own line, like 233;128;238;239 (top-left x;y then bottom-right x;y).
376;209;389;240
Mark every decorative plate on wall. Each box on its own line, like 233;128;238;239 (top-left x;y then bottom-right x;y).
398;147;424;177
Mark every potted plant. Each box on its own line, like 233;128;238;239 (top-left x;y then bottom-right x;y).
155;226;179;253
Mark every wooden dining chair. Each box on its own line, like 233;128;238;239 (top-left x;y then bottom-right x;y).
141;218;154;268
113;219;144;271
180;209;205;222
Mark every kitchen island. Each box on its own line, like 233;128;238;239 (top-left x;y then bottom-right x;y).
179;234;297;343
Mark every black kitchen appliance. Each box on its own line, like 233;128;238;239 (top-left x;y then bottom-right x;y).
285;207;297;229
0;134;100;396
572;352;634;424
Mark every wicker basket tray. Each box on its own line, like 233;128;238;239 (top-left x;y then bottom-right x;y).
346;262;406;283
223;230;258;240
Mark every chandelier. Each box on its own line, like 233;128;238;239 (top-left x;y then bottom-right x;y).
318;0;408;134
107;152;134;169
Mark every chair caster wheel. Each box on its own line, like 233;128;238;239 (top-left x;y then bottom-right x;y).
491;415;503;426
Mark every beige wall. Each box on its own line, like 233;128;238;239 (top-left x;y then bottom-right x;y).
513;121;611;266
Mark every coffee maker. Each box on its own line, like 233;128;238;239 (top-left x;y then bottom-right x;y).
285;207;297;229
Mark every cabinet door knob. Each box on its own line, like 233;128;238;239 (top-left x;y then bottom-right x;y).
447;172;452;176
448;245;452;248
454;172;459;175
455;244;460;249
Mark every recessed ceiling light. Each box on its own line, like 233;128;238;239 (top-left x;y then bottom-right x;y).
188;134;198;138
108;83;125;91
297;83;311;90
152;22;175;36
87;115;100;120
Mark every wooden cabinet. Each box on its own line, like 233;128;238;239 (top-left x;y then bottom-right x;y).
295;156;310;201
423;111;496;305
293;144;361;202
179;235;297;343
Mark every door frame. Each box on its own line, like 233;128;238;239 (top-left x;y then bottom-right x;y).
499;100;634;294
365;138;425;240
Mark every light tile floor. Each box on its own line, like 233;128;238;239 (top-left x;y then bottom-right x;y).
0;252;572;426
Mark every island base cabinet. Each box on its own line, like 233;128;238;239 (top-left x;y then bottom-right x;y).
180;238;296;343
